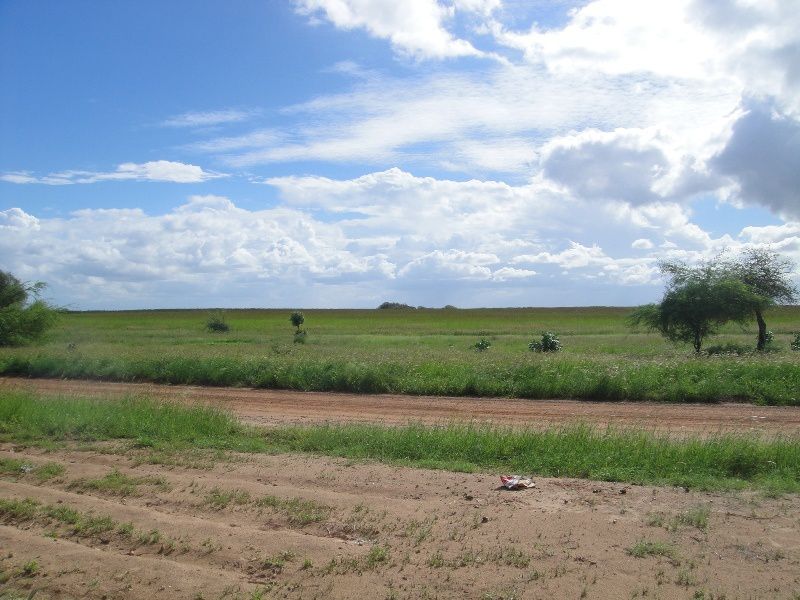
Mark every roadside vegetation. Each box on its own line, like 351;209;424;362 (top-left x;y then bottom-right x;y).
1;390;798;493
1;306;799;404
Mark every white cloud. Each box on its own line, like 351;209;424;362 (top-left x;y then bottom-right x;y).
631;238;654;249
5;168;797;308
1;161;226;185
294;0;492;60
0;207;40;230
162;109;257;128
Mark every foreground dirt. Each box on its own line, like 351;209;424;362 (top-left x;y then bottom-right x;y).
1;444;799;600
3;377;800;435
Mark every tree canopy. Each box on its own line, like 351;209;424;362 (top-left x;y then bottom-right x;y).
629;262;767;353
722;249;798;350
0;270;59;346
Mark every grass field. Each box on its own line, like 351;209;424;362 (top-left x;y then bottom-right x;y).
1;307;799;404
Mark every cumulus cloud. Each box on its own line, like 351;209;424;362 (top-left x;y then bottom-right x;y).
294;0;493;60
5;168;798;308
631;238;654;250
710;102;800;219
0;161;226;185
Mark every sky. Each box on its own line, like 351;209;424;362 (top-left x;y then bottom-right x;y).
1;0;799;309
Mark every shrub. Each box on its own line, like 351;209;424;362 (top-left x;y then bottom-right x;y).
529;332;561;353
0;271;59;346
205;311;230;333
289;311;305;329
705;342;752;356
791;333;800;351
473;339;491;352
293;330;307;344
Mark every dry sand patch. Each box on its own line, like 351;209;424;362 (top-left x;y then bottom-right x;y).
1;445;799;599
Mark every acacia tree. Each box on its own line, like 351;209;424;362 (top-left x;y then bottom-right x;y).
723;249;797;351
629;263;765;353
0;270;59;346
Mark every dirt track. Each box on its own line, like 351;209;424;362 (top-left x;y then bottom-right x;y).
2;377;800;435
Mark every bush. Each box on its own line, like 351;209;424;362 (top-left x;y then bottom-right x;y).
289;311;305;329
705;342;752;356
473;339;491;352
791;333;800;351
205;311;230;333
0;271;59;346
528;332;561;353
293;330;307;344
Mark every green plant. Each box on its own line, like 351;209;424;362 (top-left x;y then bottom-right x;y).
20;560;38;576
473;339;491;352
792;332;800;351
529;332;561;353
205;311;230;333
626;540;677;560
705;342;752;356
293;329;307;344
722;249;797;351
289;311;305;330
0;270;59;347
629;263;765;353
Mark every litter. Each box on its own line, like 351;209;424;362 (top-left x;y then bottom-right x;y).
500;475;535;490
20;465;33;474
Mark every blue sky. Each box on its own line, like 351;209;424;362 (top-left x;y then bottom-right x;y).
1;0;798;309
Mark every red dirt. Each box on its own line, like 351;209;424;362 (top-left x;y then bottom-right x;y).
2;377;799;435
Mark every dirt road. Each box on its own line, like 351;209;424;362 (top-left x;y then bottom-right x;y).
3;377;799;434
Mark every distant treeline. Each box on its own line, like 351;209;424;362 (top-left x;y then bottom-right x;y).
378;302;458;310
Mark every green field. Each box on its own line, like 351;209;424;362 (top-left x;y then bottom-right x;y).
1;307;799;404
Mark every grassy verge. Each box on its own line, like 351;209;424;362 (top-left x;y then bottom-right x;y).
2;353;799;405
1;391;798;493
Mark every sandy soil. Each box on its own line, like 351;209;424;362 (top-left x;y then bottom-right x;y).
3;377;800;435
1;444;799;600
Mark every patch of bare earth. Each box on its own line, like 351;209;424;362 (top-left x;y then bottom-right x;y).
1;445;799;599
3;377;800;435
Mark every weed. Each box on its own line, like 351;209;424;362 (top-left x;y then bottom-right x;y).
365;545;389;569
68;468;169;497
204;487;251;509
255;495;330;525
627;540;678;560
20;560;38;576
0;498;40;521
138;529;161;545
677;568;697;586
427;551;444;568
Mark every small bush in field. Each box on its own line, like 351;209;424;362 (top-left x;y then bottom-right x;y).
293;330;307;344
791;333;800;351
529;332;561;353
473;339;491;352
289;311;305;330
205;311;229;333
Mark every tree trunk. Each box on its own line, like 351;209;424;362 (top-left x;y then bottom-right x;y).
756;309;767;351
694;332;702;353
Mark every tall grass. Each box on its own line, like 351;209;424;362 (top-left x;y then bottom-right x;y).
1;391;798;492
2;352;798;404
